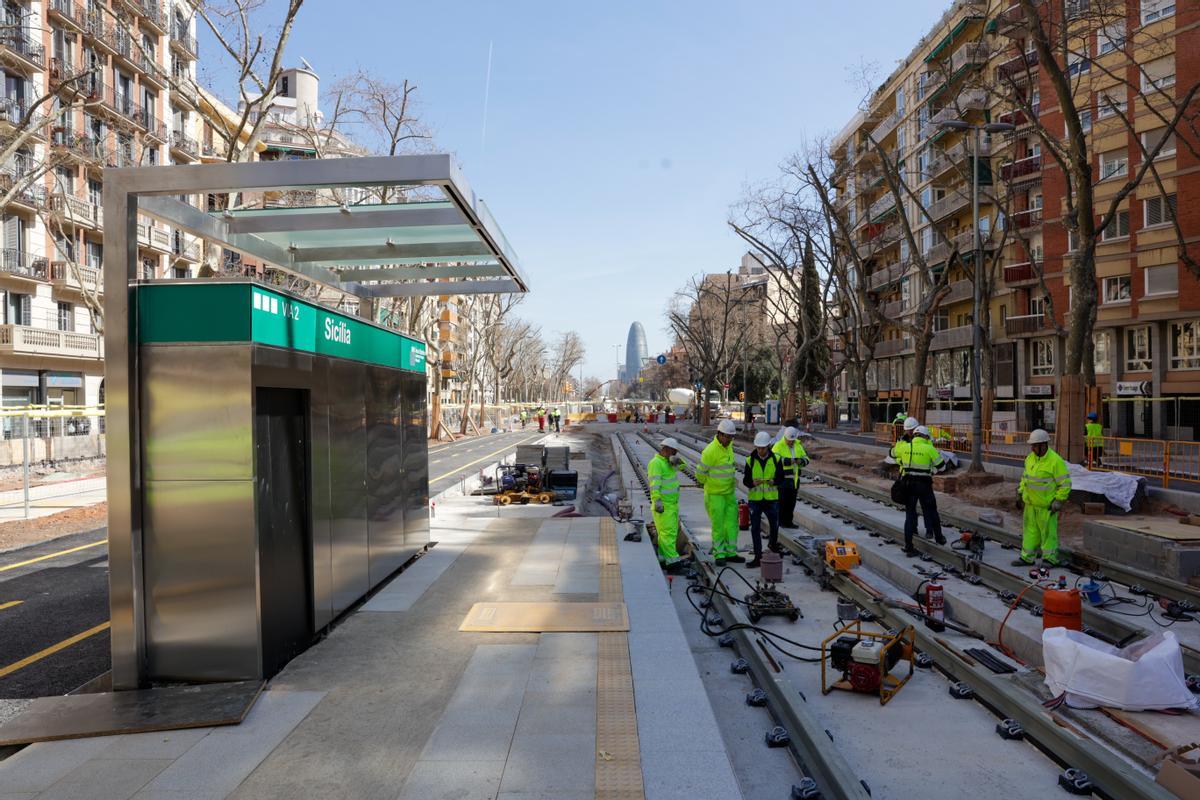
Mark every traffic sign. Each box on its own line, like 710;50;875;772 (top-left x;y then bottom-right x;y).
723;383;730;389
656;354;667;365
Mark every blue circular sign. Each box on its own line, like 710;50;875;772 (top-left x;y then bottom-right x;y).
656;354;667;365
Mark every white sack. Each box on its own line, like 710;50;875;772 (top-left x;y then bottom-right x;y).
1043;628;1197;711
1067;464;1141;512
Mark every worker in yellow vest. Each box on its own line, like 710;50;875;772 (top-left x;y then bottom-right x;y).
771;426;809;530
648;437;685;568
1085;412;1103;468
1015;429;1072;567
889;424;946;555
696;419;741;565
743;431;784;567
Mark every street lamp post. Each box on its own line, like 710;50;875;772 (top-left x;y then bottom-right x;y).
938;119;1015;472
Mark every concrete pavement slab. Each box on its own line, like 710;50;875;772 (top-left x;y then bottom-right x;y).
38;757;172;800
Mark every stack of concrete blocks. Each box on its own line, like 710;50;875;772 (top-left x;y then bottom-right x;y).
1082;521;1200;587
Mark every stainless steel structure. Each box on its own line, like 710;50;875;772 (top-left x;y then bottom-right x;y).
104;156;528;689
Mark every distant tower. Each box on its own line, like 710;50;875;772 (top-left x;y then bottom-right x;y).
626;322;648;382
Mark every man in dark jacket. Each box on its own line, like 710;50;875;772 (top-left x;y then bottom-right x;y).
742;431;785;568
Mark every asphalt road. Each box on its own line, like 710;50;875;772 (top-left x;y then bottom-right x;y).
0;429;551;700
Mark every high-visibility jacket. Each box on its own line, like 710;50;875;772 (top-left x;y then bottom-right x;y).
648;454;682;504
1085;422;1103;448
695;437;736;496
889;437;944;478
742;452;781;501
894;412;907;424
771;438;808;486
1020;448;1071;509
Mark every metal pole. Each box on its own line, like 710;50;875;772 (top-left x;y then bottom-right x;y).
22;412;29;519
970;127;985;472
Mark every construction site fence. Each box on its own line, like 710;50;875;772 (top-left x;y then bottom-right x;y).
855;398;1054;433
1085;436;1200;488
435;402;592;437
0;405;106;468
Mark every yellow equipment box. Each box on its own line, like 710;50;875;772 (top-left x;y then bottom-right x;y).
824;538;861;571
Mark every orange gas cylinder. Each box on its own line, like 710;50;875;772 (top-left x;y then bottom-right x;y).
1043;588;1082;631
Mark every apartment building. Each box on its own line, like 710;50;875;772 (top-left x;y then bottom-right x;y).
831;0;1198;439
0;0;201;454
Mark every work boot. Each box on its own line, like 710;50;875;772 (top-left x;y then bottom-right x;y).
747;558;761;569
726;554;746;564
903;547;919;557
769;542;784;553
714;557;728;566
935;534;947;545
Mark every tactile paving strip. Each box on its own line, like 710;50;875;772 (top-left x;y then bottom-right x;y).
596;517;646;800
458;601;628;632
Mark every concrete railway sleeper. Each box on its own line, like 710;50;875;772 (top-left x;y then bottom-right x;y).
617;431;1184;800
664;429;1200;676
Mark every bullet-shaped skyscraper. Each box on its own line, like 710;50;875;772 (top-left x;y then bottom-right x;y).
626;322;648;382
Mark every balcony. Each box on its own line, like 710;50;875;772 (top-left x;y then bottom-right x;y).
994;4;1030;36
867;260;908;290
996;50;1039;82
928;190;969;222
868;191;896;220
869;107;903;143
170;131;199;159
131;0;167;32
855;168;883;193
171;73;198;104
881;299;907;318
949;42;989;76
1012;207;1043;231
875;337;912;357
49;193;101;228
926;240;952;266
48;56;82;86
941;279;973;305
170;24;198;58
0;325;102;359
0;96;25;127
955;88;988;113
0;169;48;209
1005;311;1054;337
139;52;166;87
91;84;145;126
1002;261;1044;286
138;110;167;141
931;324;973;350
48;0;83;30
920;107;959;142
84;11;114;52
50;261;101;293
0;249;48;281
999;153;1042;182
136;223;171;252
171;233;201;262
997;105;1038;132
50;130;103;163
0;31;46;71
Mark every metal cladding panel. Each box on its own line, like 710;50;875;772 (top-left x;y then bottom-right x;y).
309;358;334;630
143;479;260;682
328;360;369;616
366;367;407;584
141;346;254;481
402;373;430;547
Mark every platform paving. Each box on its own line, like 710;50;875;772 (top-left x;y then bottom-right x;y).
0;472;743;798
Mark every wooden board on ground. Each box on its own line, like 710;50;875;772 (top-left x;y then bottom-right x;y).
459;601;629;632
1098;517;1200;543
0;680;263;746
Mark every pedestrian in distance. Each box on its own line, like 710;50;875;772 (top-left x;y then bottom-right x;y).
889;423;946;555
551;407;561;432
1085;412;1103;468
1014;429;1071;568
696;419;741;565
743;431;784;567
649;437;686;569
520;409;528;429
772;426;809;530
537;405;546;432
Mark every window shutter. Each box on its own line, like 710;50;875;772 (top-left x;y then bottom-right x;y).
1146;264;1178;295
20;294;31;327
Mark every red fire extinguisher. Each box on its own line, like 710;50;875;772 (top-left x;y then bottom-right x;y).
738;500;750;531
924;578;945;632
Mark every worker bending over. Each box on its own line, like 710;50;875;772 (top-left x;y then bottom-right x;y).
696;419;742;565
648;437;686;568
743;432;784;567
1085;412;1103;467
1015;429;1071;567
772;426;809;529
889;423;946;555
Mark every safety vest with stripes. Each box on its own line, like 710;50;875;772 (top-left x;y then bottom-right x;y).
771;438;807;487
1085;422;1103;448
745;453;780;502
696;437;736;496
648;454;681;505
1020;448;1071;509
889;438;944;478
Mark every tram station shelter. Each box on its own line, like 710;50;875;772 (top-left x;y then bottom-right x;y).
103;155;528;690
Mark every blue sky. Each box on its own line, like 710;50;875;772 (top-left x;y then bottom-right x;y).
205;1;952;379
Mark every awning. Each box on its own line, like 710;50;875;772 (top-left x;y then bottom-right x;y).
924;16;983;63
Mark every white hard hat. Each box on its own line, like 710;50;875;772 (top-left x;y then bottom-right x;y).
660;437;680;451
754;431;772;447
914;425;930;438
903;416;920;431
1028;429;1050;445
784;426;799;440
717;419;737;435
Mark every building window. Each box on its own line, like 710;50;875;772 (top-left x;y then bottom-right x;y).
1031;338;1055;377
5;292;30;326
1126;326;1152;371
1099;150;1128;181
57;302;73;332
1101;210;1130;240
1145;264;1178;296
1141;0;1175;25
1078;109;1092;132
1066;48;1090;77
1067;229;1080;253
1144;194;1177;228
1094;331;1111;374
1097;88;1126;119
1030;295;1046;317
1141;56;1175;92
1102;275;1131;304
86;240;102;270
1142;128;1177;159
1098;20;1125;54
173;266;188;279
1170;321;1200;369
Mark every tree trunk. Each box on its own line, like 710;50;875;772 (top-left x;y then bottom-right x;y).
429;391;443;441
907;385;928;427
1055;374;1086;464
826;383;837;430
858;394;872;434
981;388;995;434
782;388;796;421
1085;385;1101;418
798;393;809;427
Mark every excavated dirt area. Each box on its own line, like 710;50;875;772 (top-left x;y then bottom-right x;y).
0;503;107;552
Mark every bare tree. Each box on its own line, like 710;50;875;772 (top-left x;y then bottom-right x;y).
666;273;750;426
548;331;586;404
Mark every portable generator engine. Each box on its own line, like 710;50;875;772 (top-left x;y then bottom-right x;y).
742;551;800;623
824;538;862;572
822;619;915;705
493;463;553;505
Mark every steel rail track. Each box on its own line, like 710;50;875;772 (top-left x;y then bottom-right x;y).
626;431;1178;800
611;433;871;800
662;429;1200;675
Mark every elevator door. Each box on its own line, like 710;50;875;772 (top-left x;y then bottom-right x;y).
255;387;313;678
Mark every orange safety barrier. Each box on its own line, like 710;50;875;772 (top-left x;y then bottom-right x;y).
1165;440;1200;487
1086;436;1169;485
874;422;898;445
